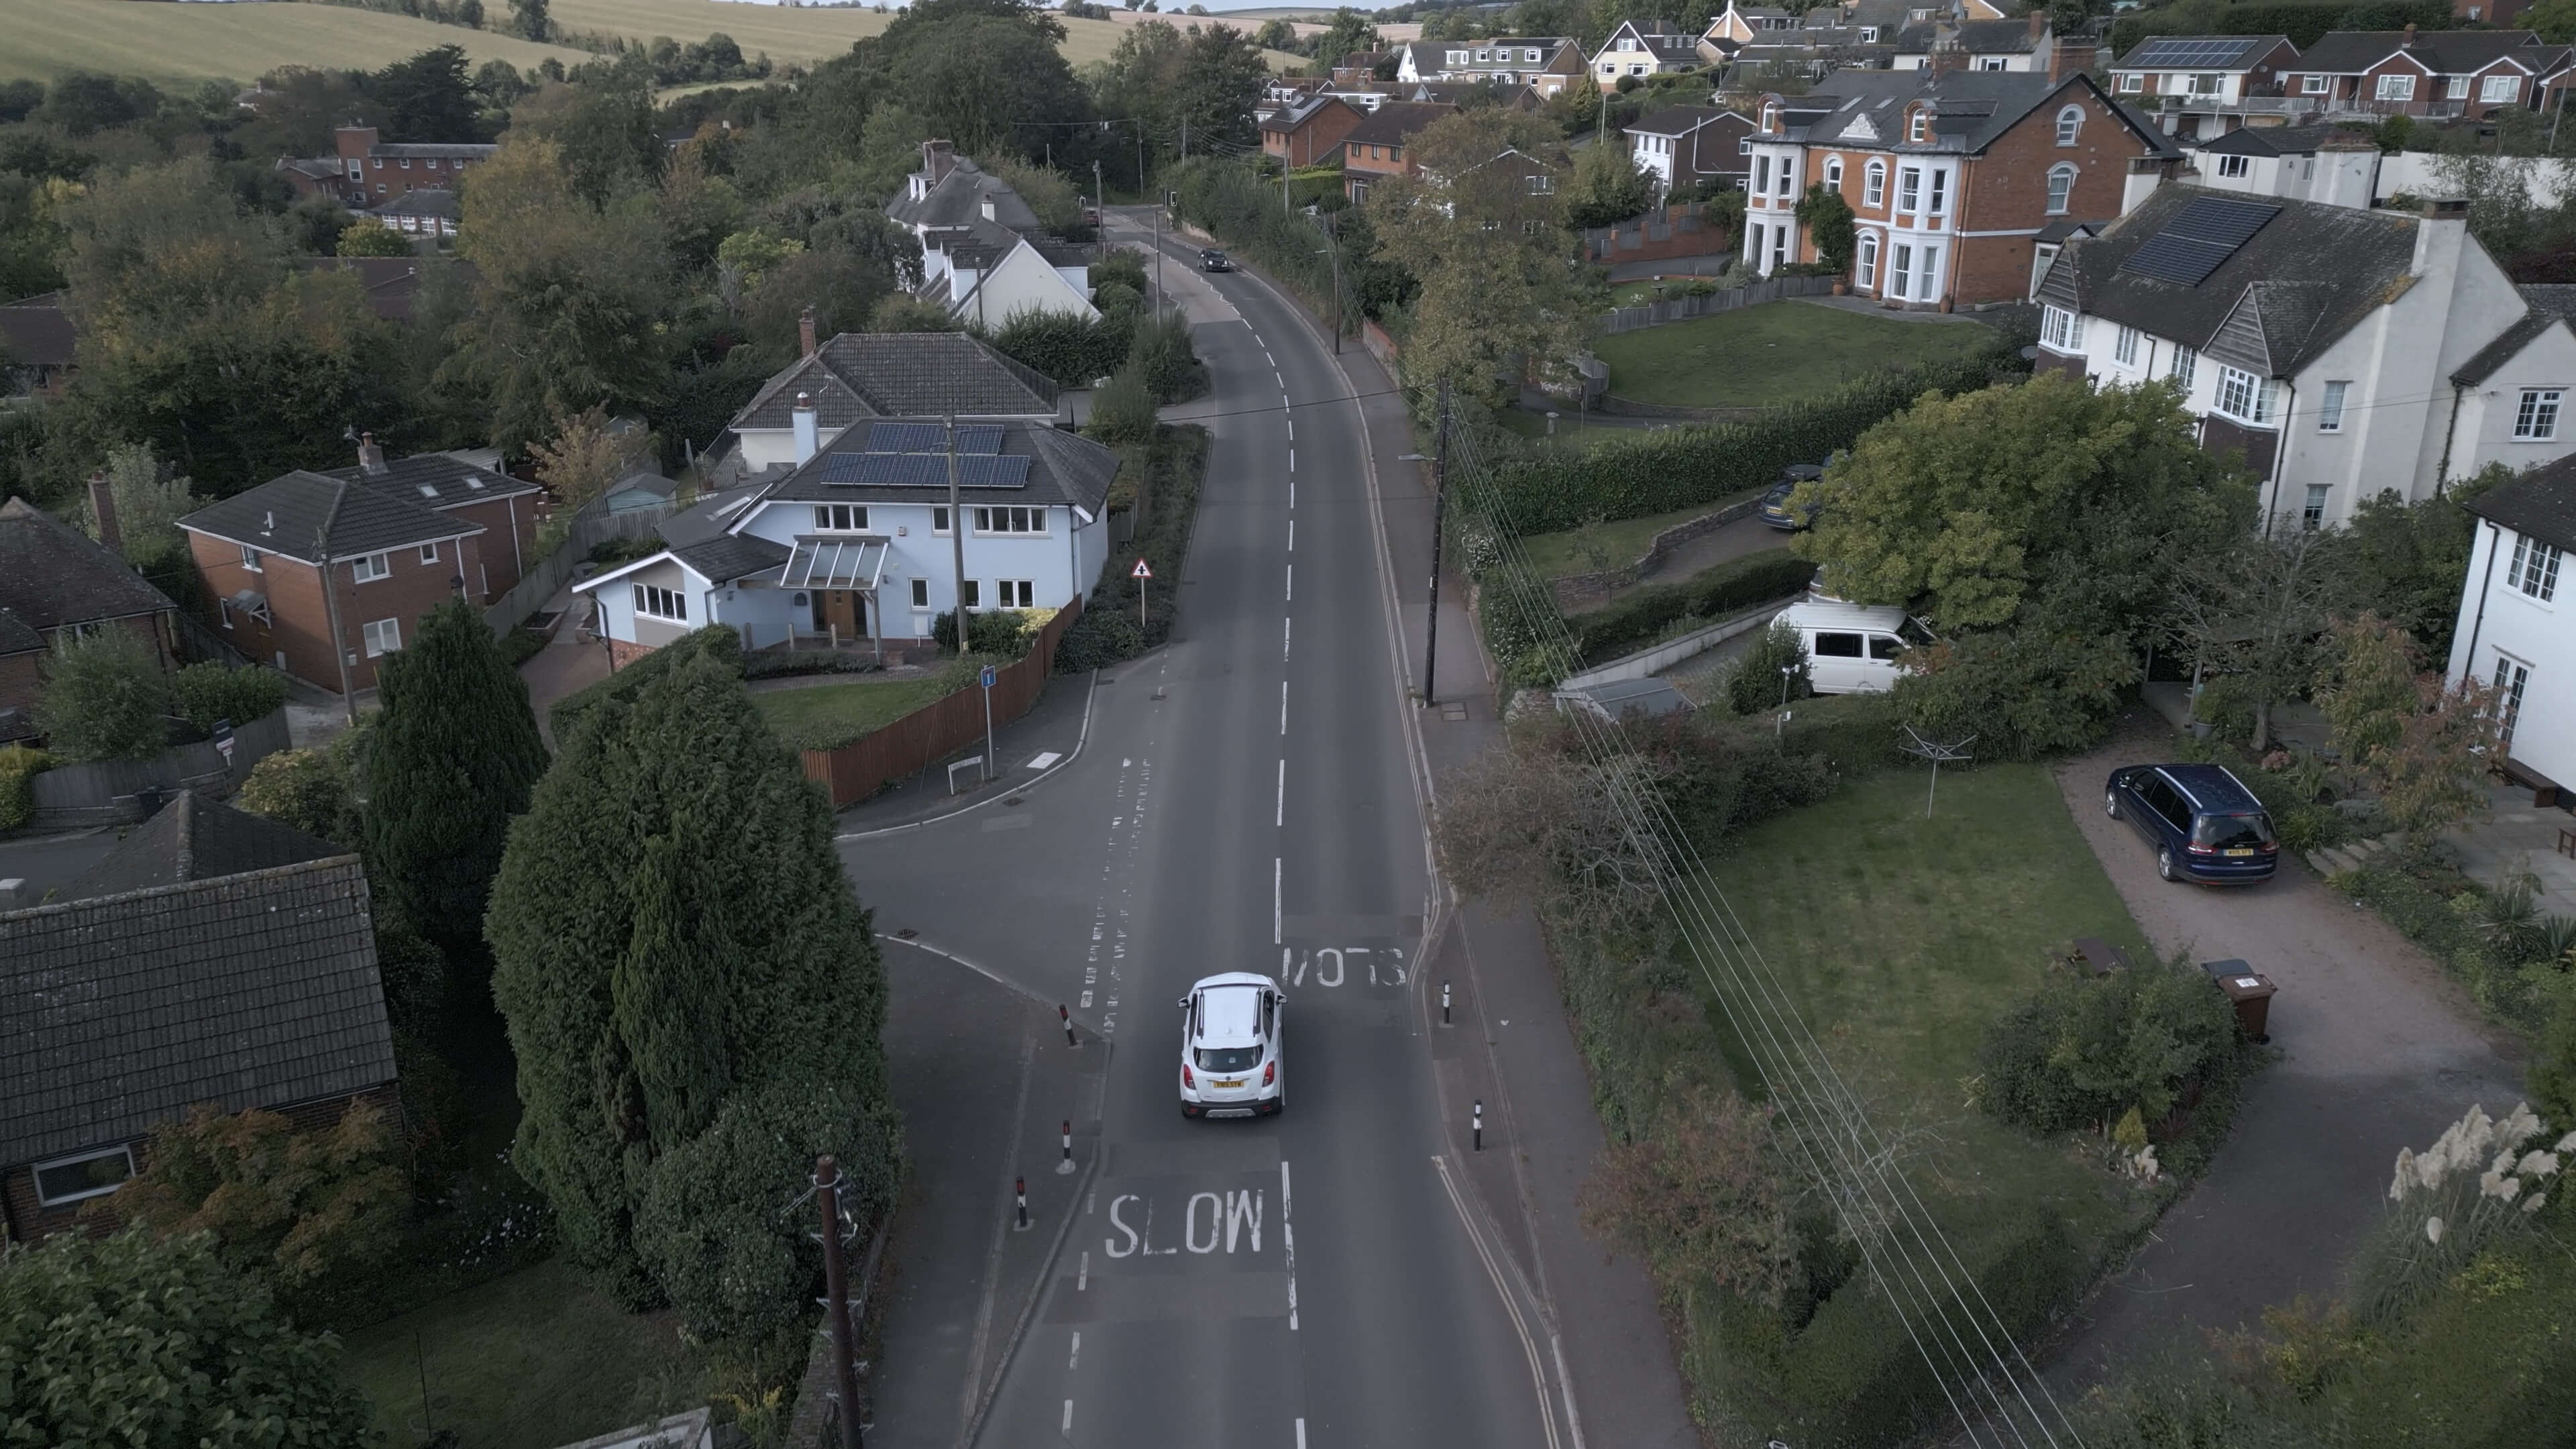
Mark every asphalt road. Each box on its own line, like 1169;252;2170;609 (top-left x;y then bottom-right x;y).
839;219;1564;1449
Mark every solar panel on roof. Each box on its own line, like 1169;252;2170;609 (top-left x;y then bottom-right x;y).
858;421;1003;454
2129;37;2257;66
816;453;1029;488
2118;197;2279;286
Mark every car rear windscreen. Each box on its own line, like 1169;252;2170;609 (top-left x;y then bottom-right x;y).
2193;812;2272;849
1195;1045;1263;1072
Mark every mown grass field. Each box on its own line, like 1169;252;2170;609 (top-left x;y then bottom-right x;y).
1592;299;1996;409
751;672;961;752
0;0;593;85
545;0;1305;69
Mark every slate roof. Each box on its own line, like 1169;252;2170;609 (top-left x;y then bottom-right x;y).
1778;70;2171;157
883;158;1044;233
2112;34;2290;71
2193;123;2361;156
0;608;41;656
0;291;74;368
178;470;485;562
731;333;1059;433
321;449;537;508
658;482;771;547
1343;101;1457;151
58;792;341;904
0;854;396;1168
1894;17;2043;54
2288;30;2561;75
1628;102;1748;137
1601;22;1704;62
372;188;459;221
1260;95;1359;133
2451;284;2576;386
763;418;1120;515
2037;184;2420;378
2466;452;2576;553
671;531;792;584
0;498;176;633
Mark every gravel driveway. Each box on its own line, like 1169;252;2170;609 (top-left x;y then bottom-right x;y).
2042;712;2525;1388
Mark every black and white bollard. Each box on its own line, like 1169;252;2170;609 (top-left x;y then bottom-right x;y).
1016;1176;1030;1231
1061;1004;1077;1048
1442;979;1452;1026
1472;1099;1483;1152
1058;1119;1075;1175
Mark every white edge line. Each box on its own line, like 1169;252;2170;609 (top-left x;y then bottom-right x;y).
1432;1155;1563;1449
837;667;1101;841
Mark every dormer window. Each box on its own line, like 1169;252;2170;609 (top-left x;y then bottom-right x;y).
1907;107;1929;143
1763;102;1780;131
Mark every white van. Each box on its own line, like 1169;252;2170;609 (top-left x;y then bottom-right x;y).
1774;600;1919;694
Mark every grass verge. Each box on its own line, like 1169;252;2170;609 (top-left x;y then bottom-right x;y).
1593;300;1997;409
342;1258;705;1449
752;669;969;753
1514;496;1758;580
1493;405;1660;456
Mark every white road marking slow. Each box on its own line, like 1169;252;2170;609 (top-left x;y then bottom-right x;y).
1281;1160;1298;1331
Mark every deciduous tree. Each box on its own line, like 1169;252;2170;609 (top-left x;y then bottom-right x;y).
335;217;414;256
33;625;167;763
2314;613;2500;848
97;1100;409;1290
2166;523;2346;751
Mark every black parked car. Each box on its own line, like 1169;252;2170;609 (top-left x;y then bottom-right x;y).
1760;462;1827;531
1199;248;1232;272
2104;763;2279;884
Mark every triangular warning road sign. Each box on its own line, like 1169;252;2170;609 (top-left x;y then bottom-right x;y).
1132;558;1152;579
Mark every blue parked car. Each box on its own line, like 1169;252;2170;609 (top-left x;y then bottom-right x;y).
1760;462;1827;531
2103;763;2278;884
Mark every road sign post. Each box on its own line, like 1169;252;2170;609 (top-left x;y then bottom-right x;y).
1132;557;1152;632
979;665;998;783
210;718;235;768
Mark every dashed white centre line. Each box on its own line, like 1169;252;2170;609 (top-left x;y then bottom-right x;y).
1280;681;1289;735
1273;858;1282;945
1063;1399;1074;1434
1282;1161;1299;1331
1287;518;1294;551
1283;616;1291;660
1285;563;1293;602
1296;1419;1307;1449
1069;1332;1081;1370
1078;1250;1090;1290
1288;447;1295;472
1275;759;1285;826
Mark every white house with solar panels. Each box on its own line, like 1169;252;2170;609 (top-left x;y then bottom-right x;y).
575;413;1118;661
2034;186;2576;528
2106;34;2304;140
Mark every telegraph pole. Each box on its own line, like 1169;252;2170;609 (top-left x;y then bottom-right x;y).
315;525;356;726
1093;158;1104;217
1422;380;1450;706
816;1155;864;1449
946;415;970;654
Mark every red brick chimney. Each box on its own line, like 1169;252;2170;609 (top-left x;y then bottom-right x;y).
86;471;120;559
357;431;387;474
2403;21;2418;46
800;305;818;359
2027;9;2046;42
1929;43;1968;74
2050;37;2092;83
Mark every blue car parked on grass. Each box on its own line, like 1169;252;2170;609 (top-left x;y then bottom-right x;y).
2103;763;2279;884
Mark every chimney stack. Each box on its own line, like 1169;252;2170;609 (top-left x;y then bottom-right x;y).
2027;9;2045;41
358;431;386;474
792;392;820;465
2403;21;2418;45
1929;43;1968;74
800;305;818;359
980;196;998;223
86;471;121;559
2049;37;2091;83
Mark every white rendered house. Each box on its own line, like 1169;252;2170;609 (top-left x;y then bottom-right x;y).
2446;458;2576;799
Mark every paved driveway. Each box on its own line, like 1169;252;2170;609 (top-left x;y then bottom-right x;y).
2043;714;2525;1387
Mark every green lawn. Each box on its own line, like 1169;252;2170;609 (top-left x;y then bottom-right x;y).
1492;406;1638;457
342;1260;704;1449
1593;301;1996;409
1514;496;1760;579
0;0;592;85
753;674;962;753
545;0;1303;70
1690;763;2157;1253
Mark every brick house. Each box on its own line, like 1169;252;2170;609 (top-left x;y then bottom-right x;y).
1261;95;1368;170
2279;28;2571;119
276;125;496;211
1339;101;1458;203
319;436;542;598
1625;103;1757;193
2035;191;2576;525
0;496;180;743
1393;37;1587;97
2107;34;2306;140
0;792;397;1243
1741;68;2180;309
1892;13;2067;72
176;465;490;694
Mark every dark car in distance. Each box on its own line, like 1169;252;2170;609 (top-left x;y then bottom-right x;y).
2104;763;2278;884
1199;248;1232;272
1760;462;1827;531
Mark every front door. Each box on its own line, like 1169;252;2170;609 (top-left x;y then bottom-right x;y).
820;590;862;639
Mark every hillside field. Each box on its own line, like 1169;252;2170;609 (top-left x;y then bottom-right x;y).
537;0;1307;69
0;0;594;85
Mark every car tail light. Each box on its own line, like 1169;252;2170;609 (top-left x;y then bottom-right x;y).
1182;1064;1195;1088
1264;1061;1276;1085
2186;841;2216;855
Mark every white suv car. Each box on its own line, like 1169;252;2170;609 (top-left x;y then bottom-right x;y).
1178;973;1284;1118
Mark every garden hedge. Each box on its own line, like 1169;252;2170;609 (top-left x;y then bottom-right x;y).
1568;549;1818;667
1485;350;2024;536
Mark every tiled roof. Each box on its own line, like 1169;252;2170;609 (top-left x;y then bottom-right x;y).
372;188;459;220
0;608;41;655
58;792;341;903
2452;284;2576;386
1260;95;1358;133
883;158;1044;232
1627;103;1749;137
2037;184;2418;378
0;497;175;632
2114;34;2291;71
2290;30;2562;75
763;418;1119;515
2192;123;2356;156
1894;17;2043;54
0;855;397;1168
321;449;537;508
657;482;770;547
1343;101;1456;149
178;470;484;562
671;532;791;584
731;333;1059;433
2467;452;2576;553
0;290;75;368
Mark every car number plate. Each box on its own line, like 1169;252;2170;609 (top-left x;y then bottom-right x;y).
2224;849;2256;857
1213;1079;1244;1089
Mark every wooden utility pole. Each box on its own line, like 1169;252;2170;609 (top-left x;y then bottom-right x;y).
1422;380;1450;706
315;525;357;725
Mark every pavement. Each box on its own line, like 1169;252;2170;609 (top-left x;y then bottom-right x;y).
831;672;1097;839
2445;780;2576;918
2039;710;2526;1389
836;209;1583;1449
519;592;609;747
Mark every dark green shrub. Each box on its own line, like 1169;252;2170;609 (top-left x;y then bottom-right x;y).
588;534;661;568
169;661;289;733
930;607;1045;657
1893;624;2140;761
1126;311;1205;403
1061;425;1206;671
1568;549;1817;666
549;623;743;741
1087;367;1157;445
1978;958;2242;1146
1055;604;1144;672
739;650;882;680
32;626;170;763
1093;248;1149;297
1765;690;1904;771
497;627;547;668
1722;619;1811;716
0;744;54;832
1486;350;2021;535
991;307;1127;386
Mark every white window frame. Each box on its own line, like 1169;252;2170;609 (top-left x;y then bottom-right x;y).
2492;653;2530;745
2045;162;2076;215
632;584;688;622
1824;156;1843;190
2055;105;2083;145
2113;325;2140;366
2507;533;2563;602
2212;365;2279;425
1897;165;1921;213
994;578;1036;608
2303;484;2330;531
960;579;983;609
418;542;439;566
2516;387;2563;440
2318;379;2349;432
238;545;262;572
1907;109;1928;143
2375;72;2416;102
2482;74;2518;103
2118;72;2143;93
1915;246;1941;302
1927;167;1947;215
2041;305;2084;351
1890;242;1913;299
1856;231;1878;288
351;552;391;584
33;1144;135;1206
1863;160;1886;207
2445;74;2471;100
2169;343;2198;392
1754;154;1770;193
2302;74;2330;94
362;616;402;657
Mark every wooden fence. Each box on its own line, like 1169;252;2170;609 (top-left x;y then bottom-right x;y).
1599;273;1839;335
798;597;1083;809
483;500;676;636
27;707;292;828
